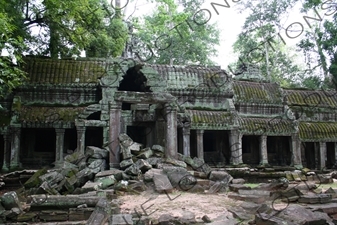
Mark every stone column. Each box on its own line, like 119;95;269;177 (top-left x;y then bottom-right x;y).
182;126;190;157
259;135;268;165
334;142;337;168
55;128;65;167
109;102;121;168
165;103;177;159
76;126;86;154
2;134;10;172
10;127;21;169
229;130;243;165
291;134;302;169
196;130;204;160
319;142;326;170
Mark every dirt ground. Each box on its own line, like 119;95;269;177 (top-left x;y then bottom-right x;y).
118;189;240;223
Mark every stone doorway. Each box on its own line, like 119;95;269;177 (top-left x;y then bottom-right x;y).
326;142;335;169
20;128;56;168
303;142;316;169
85;127;103;148
242;135;260;165
267;136;291;166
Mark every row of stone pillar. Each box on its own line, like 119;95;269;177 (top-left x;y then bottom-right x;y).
181;129;303;168
1;126;88;171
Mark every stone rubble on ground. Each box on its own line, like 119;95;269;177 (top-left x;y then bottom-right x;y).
1;133;337;224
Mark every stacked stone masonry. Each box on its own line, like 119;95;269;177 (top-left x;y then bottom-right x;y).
0;57;337;171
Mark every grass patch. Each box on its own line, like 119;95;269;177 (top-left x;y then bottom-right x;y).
244;183;259;188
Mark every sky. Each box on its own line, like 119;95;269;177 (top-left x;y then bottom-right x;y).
122;0;310;69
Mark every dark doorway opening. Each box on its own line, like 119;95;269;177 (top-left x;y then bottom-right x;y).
303;142;316;169
85;127;103;148
127;126;147;147
267;136;291;166
327;142;335;169
64;128;77;151
242;135;260;165
20;128;56;168
87;111;101;120
118;66;152;92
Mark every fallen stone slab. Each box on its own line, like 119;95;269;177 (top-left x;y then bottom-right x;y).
39;210;69;222
277;204;333;225
96;175;117;189
135;159;152;173
228;193;266;204
229;184;251;192
110;214;133;225
209;171;233;184
308;203;337;215
28;195;103;210
255;212;295;225
144;168;165;182
164;158;187;168
153;174;173;192
120;159;134;170
86;198;111;225
65;151;87;165
85;146;109;159
23;168;48;189
69;208;95;221
231;178;245;184
238;189;271;197
137;148;153;159
95;169;124;181
88;159;106;174
298;194;332;204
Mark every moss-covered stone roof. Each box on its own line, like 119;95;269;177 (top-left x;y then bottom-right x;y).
299;122;337;141
142;64;230;91
17;106;85;123
23;57;107;84
186;110;234;129
233;80;283;104
285;89;337;108
238;117;295;135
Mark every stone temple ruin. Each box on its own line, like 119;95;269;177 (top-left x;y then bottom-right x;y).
0;57;337;171
0;57;337;224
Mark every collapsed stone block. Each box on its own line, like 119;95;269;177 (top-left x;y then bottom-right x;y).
110;214;133;225
146;157;162;166
137;148;153;159
39;171;65;187
23;168;47;189
86;146;109;159
164;158;187;168
144;169;165;182
65;151;87;165
125;164;140;176
96;169;124;181
209;171;233;185
153;174;173;192
135;159;152;173
0;191;22;211
152;145;165;153
120;158;134;170
95;175;116;189
88;159;106;174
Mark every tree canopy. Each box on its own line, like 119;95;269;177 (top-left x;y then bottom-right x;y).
130;0;220;65
0;0;128;99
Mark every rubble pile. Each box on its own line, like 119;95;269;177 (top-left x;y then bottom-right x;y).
0;133;236;224
1;133;337;224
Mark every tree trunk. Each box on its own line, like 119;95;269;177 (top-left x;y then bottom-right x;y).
49;22;59;59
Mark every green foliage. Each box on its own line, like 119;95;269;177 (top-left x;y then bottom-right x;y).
0;0;128;100
232;0;301;85
132;0;220;65
0;9;26;99
297;0;337;89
